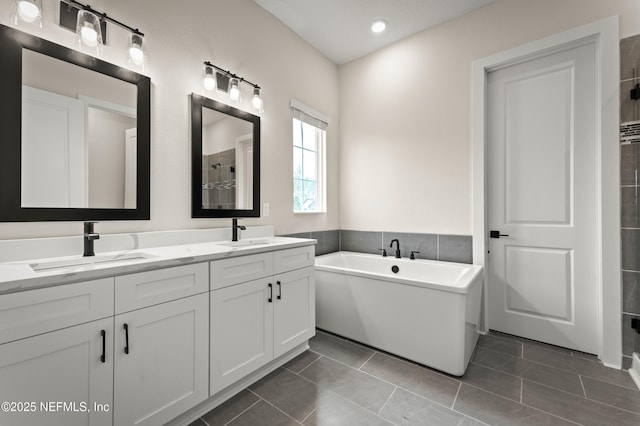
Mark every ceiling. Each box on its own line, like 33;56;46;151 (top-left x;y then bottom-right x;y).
254;0;496;65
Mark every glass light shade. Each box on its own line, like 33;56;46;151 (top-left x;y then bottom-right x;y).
228;78;241;105
13;0;42;28
128;33;145;67
203;65;216;91
76;10;103;50
252;87;263;112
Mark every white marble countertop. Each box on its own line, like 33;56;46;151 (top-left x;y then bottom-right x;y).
0;236;316;295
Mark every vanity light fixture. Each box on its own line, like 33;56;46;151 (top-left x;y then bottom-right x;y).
202;61;263;112
371;19;387;33
59;0;147;68
12;0;43;28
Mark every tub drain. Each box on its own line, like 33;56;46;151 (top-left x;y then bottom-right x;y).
391;265;399;273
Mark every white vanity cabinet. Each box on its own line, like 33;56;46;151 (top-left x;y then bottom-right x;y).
113;263;209;426
0;279;115;426
210;246;315;396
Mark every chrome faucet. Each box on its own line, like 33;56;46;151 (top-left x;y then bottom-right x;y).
83;221;100;257
232;218;246;242
390;239;401;259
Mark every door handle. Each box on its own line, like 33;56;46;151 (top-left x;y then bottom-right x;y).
123;323;130;354
100;329;106;363
490;230;509;239
277;281;282;300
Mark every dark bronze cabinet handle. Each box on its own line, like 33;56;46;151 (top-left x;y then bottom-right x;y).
268;283;273;303
100;330;106;363
277;281;282;300
123;323;130;354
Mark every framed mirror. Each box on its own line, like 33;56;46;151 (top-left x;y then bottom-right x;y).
191;93;260;218
0;24;151;221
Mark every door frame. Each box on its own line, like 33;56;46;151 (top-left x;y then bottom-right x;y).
471;16;621;367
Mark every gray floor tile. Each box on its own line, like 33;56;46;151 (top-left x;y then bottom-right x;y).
310;331;375;368
524;344;637;389
459;363;522;402
522;380;640;426
299;356;395;413
284;351;322;374
187;419;206;426
303;390;393;426
582;376;640;414
201;389;260;426
454;384;574;426
227;400;299;426
379;387;481;426
360;352;461;407
249;367;322;421
477;334;522;357
471;348;584;397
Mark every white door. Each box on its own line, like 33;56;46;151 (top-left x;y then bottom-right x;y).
114;294;208;426
21;86;86;208
0;318;113;426
210;278;273;396
487;40;598;353
273;267;315;358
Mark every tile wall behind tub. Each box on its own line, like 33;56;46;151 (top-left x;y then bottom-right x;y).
620;34;640;370
281;230;472;264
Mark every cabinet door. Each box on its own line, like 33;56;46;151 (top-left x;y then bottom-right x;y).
274;267;315;358
0;318;113;426
210;278;273;396
114;294;208;426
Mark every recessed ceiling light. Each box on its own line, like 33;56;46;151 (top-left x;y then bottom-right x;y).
371;19;387;34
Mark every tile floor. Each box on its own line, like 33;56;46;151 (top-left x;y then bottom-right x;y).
189;330;640;426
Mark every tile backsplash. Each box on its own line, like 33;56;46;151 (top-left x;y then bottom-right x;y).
284;229;472;264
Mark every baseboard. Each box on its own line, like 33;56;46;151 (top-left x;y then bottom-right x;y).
630;353;640;390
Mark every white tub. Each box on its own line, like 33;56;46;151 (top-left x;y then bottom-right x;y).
315;251;483;376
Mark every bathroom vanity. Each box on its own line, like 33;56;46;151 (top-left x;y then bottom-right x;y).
0;229;315;426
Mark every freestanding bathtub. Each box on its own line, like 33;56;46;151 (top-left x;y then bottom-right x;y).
315;251;483;376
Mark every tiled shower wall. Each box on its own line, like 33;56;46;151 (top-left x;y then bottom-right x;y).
620;35;640;369
283;230;472;264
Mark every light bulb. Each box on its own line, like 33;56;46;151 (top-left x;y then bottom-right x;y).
371;19;387;33
81;25;99;47
252;87;263;112
128;34;145;66
229;79;240;103
203;65;216;91
76;10;103;51
17;0;39;23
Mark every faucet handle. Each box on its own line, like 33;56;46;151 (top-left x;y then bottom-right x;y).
410;251;420;260
378;248;387;257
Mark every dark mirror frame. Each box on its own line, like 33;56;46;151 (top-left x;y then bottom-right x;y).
0;24;151;222
191;93;261;218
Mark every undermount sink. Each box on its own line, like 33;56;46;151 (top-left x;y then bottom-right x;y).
215;239;273;248
30;252;156;272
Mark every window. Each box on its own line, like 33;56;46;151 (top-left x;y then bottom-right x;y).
291;100;327;213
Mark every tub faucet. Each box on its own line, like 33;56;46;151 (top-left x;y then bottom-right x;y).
390;239;401;258
83;221;100;257
232;218;246;242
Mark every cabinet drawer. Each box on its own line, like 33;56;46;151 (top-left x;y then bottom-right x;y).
115;263;208;313
0;278;114;344
273;245;315;274
210;253;273;290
